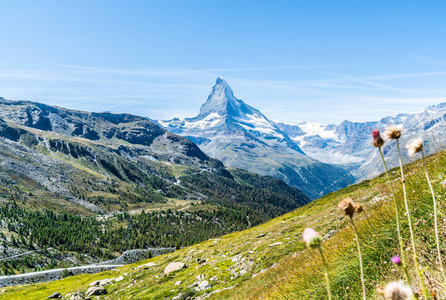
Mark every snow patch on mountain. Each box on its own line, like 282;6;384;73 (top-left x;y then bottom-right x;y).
184;113;223;129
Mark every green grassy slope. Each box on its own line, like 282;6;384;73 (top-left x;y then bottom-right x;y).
5;146;446;299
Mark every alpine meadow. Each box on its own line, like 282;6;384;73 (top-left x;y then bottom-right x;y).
1;1;446;300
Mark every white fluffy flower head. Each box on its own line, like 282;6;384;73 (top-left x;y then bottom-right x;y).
406;138;423;157
302;228;322;249
383;281;413;300
383;124;403;140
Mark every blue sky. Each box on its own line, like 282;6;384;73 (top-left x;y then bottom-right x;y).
1;1;446;124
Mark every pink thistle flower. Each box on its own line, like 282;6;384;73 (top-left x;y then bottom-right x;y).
391;256;401;266
371;129;385;147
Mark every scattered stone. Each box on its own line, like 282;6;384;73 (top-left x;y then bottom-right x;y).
209;276;218;282
324;230;338;240
256;233;266;238
86;286;107;297
269;242;283;247
164;262;186;275
136;262;157;270
232;255;242;263
252;269;267;278
114;275;125;282
66;291;85;300
48;292;62;298
175;280;182;286
90;280;100;287
172;293;183;300
196;274;205;282
90;278;113;287
197;280;211;291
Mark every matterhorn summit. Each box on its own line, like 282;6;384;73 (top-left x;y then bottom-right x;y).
198;77;242;118
156;78;353;199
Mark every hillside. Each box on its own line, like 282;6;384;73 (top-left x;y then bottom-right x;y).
4;137;446;299
0;98;310;275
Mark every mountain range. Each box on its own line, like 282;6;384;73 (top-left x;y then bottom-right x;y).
275;102;446;180
157;78;446;196
156;78;354;199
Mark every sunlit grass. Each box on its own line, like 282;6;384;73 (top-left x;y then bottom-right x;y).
4;146;446;299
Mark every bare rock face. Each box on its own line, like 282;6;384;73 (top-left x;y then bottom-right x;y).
164;262;186;275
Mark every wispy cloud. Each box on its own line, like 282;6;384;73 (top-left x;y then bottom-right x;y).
407;55;446;67
1;63;446;123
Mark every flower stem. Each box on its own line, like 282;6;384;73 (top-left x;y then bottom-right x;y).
379;147;411;284
421;149;446;284
396;140;430;299
318;246;332;300
350;216;366;300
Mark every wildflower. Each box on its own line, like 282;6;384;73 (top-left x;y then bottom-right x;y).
406;138;423;157
339;197;366;299
383;124;402;140
382;281;413;300
302;228;322;249
338;197;355;217
391;256;402;266
302;228;332;299
371;129;385;147
441;180;446;189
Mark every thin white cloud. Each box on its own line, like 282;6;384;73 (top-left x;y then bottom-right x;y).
1;63;446;123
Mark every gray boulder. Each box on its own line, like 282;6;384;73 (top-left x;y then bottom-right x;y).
86;286;107;297
164;262;186;275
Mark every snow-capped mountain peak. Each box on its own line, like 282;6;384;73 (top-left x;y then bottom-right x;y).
198;77;241;118
154;78;354;199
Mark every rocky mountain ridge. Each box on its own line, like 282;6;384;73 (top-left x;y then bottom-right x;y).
274;101;446;180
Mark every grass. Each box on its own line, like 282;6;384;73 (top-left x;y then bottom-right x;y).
3;148;446;299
